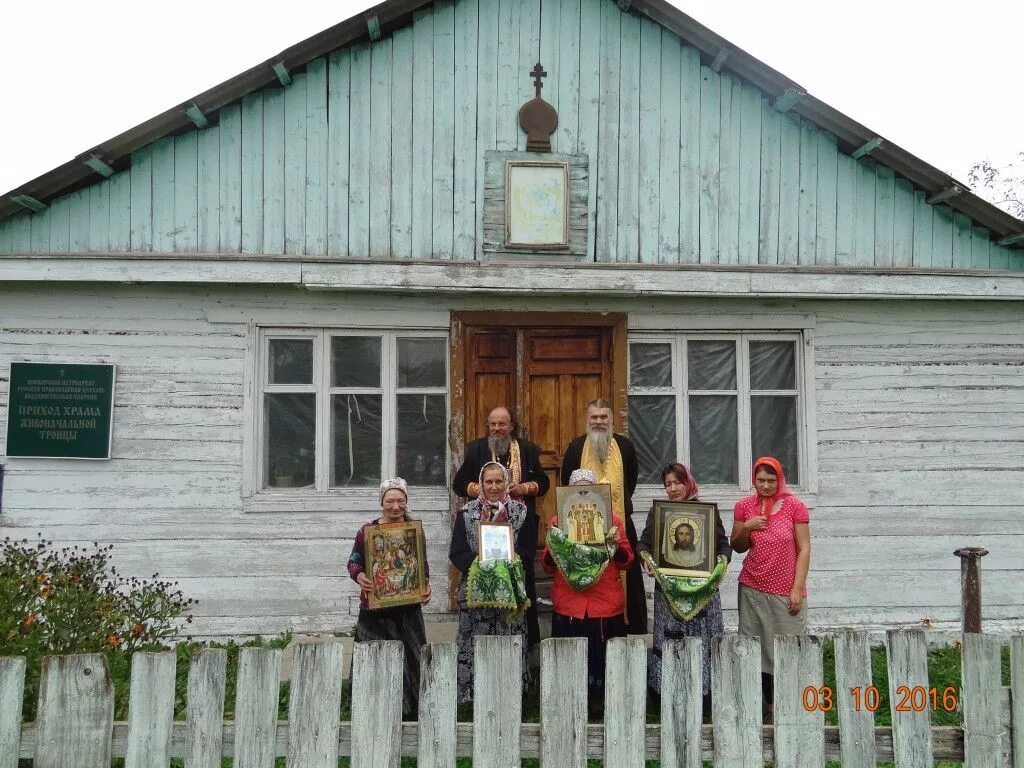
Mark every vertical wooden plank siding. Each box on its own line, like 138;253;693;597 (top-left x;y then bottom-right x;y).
892;177;914;267
718;75;741;265
218;103;243;253
369;40;394;260
911;190;933;267
411;9;434;258
9;214;31;253
989;241;1011;270
233;648;281;768
737;84;761;263
391;27;415;259
88;183;109;252
758;102;782;264
124;652;176;768
961;633;1004;767
48;192;71;251
932;204;955;268
107;170;131;252
873;163;895;267
796;119;818;265
475;0;499;259
30;205;53;252
240;93;265;254
494;0;520;152
712;635;761;768
637;18;661;263
432;0;455;259
776;113;801;264
604;637;647;768
0;656;26;768
657;33;682;263
262;88;286;254
617;13;643;263
68;189;90;252
540;638;588;768
577;0;601;261
184;649;227;768
660;638;703;768
596;0;621;262
885;630;933;768
173;132;199;252
327;51;351;257
1012;634;1024;768
677;46;700;264
0;220;9;253
852;158;876;266
452;0;478;260
287;642;344;768
473;636;523;767
773;636;825;767
970;226;991;270
814;132;838;265
539;0;560;152
348;44;371;258
833;630;876;768
150;137;176;252
197;124;220;252
283;73;308;255
417;643;458;767
556;0;581;156
517;0;541;153
697;66;720;264
953;211;973;268
304;58;329;256
34;654;113;768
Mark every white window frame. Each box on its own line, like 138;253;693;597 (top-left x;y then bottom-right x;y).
244;326;449;512
628;331;816;497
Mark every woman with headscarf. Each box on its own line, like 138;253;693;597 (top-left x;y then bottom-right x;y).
541;468;633;717
639;462;731;711
449;461;532;703
730;456;810;721
347;477;431;717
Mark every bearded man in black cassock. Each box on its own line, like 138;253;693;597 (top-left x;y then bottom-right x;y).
559;398;648;634
452;405;549;645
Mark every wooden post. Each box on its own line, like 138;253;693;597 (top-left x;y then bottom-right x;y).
417;642;458;768
540;637;587;768
834;629;876;768
473;635;523;768
184;649;227;768
125;651;177;768
350;641;401;768
1012;634;1024;768
712;635;762;768
288;641;344;768
660;637;703;768
961;633;1005;767
233;647;282;768
773;635;824;767
0;656;26;768
954;547;988;634
34;654;114;768
885;630;933;768
604;636;647;768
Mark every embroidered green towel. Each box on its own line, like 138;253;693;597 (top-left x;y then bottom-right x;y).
641;551;728;622
466;556;530;623
545;523;616;592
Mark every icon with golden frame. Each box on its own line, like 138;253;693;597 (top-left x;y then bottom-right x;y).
363;520;427;609
652;500;718;578
555;484;613;545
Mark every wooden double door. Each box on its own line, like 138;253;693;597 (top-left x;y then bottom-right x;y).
451;312;627;537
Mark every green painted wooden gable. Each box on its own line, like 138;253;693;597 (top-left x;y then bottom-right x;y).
0;0;1020;271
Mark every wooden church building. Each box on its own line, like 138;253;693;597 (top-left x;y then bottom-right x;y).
2;0;1022;638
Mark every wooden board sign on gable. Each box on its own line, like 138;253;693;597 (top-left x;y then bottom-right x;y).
4;362;115;459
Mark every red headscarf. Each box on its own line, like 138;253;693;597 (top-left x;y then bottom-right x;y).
752;456;793;513
663;462;700;501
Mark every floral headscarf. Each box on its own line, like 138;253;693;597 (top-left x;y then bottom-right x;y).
477;461;512;508
378;477;409;505
663;462;700;501
568;468;598;485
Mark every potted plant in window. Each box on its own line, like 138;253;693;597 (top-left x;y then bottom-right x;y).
271;452;302;488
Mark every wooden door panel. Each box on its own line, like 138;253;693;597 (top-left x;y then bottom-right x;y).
465;327;514;436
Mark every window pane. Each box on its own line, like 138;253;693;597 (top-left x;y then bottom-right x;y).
628;396;676;484
332;337;381;388
750;341;796;390
397;338;446;388
687;341;737;390
688;395;738;484
264;393;315;488
396;394;447;485
751;395;799;483
332;394;383;486
268;339;313;384
629;343;672;388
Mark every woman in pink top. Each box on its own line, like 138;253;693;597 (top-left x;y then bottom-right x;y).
730;456;810;721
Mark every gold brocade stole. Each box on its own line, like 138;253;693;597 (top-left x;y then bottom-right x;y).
492;439;523;486
580;436;631;623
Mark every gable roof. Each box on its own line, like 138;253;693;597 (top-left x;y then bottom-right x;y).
3;0;1022;249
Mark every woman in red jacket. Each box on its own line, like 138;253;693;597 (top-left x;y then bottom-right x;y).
542;468;633;717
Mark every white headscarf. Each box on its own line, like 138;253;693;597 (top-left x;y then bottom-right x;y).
378;477;409;505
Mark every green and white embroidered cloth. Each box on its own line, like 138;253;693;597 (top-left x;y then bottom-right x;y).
466;556;531;623
641;551;728;622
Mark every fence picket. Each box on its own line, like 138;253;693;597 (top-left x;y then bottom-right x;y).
125;651;177;768
34;654;113;768
1012;634;1024;768
660;637;703;768
473;635;523;768
233;647;282;768
774;635;824;767
712;635;761;768
351;640;401;768
834;629;876;768
541;637;587;768
0;657;26;768
962;633;1005;768
417;642;457;767
604;636;647;768
885;629;933;768
288;641;344;768
184;648;226;768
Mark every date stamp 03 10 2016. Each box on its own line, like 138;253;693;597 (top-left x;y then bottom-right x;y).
802;685;960;713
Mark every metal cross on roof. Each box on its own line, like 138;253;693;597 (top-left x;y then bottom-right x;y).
530;63;547;98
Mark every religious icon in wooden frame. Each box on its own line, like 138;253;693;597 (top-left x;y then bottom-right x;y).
477;521;514;562
504;160;570;249
653;500;718;578
555;484;613;545
364;520;427;610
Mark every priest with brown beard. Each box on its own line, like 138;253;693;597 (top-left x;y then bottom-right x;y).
559;398;648;634
453;405;549;645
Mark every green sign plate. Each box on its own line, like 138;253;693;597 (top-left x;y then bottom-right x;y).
5;362;115;459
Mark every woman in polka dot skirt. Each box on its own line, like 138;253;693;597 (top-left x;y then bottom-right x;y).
730;456;810;722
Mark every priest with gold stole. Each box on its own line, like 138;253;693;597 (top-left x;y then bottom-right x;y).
559;398;648;634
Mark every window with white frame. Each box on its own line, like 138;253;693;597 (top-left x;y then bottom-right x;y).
627;334;805;488
259;329;448;491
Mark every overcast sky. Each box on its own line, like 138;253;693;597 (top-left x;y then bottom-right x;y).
0;0;1019;197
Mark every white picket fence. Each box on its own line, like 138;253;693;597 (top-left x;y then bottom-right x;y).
1;630;1021;766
